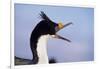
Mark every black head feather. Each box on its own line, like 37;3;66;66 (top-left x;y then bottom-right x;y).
40;11;52;22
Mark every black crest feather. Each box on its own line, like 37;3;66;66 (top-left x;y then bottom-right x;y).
40;11;51;22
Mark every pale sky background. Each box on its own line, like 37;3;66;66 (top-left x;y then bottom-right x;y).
14;3;94;63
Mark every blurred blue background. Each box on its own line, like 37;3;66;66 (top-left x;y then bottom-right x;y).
14;4;94;63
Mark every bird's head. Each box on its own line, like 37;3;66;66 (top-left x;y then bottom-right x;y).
39;11;72;42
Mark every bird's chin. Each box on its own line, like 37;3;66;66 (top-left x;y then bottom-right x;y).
51;35;56;38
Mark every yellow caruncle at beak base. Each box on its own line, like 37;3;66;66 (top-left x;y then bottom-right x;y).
58;22;64;29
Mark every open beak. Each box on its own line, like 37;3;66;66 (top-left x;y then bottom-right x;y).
54;22;72;42
54;34;71;42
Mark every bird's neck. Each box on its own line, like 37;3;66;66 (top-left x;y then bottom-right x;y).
37;34;50;64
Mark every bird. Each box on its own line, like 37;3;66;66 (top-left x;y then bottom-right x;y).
30;11;72;64
15;11;72;65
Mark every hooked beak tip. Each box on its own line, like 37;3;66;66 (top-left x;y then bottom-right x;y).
62;22;73;29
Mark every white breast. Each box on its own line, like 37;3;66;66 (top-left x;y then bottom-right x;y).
37;34;51;64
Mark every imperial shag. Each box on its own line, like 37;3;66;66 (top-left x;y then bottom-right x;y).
30;11;72;64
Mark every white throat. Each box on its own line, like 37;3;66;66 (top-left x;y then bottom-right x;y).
37;34;51;64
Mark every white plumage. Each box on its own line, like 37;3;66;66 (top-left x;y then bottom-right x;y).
37;34;51;64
